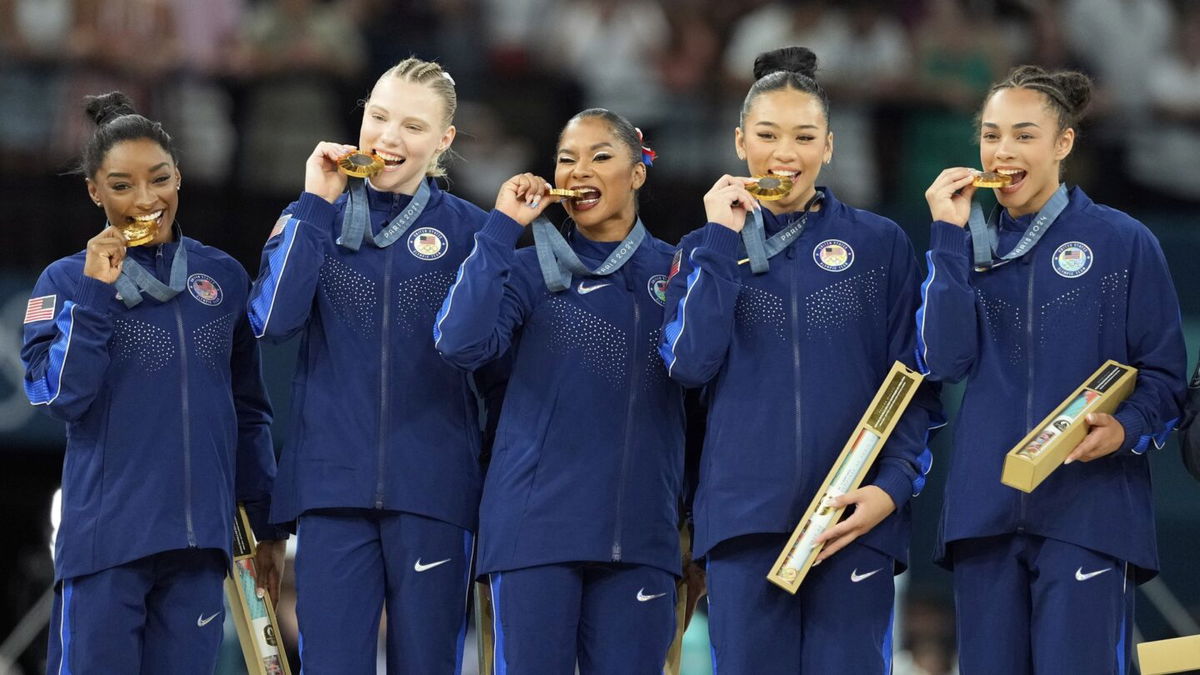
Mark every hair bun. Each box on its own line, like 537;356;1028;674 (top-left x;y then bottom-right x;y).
84;91;137;127
752;46;818;81
1053;71;1092;117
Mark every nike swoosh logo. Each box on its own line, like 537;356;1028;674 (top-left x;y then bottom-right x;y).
414;558;451;572
850;568;883;583
1075;566;1112;581
197;612;221;627
636;588;666;602
577;281;611;294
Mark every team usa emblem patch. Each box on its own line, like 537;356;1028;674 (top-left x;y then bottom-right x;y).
813;239;854;272
647;274;668;306
1052;241;1093;278
408;227;448;260
187;274;223;306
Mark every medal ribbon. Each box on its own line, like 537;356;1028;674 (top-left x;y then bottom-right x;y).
337;178;431;251
966;183;1068;271
112;223;187;308
532;217;647;292
741;191;823;274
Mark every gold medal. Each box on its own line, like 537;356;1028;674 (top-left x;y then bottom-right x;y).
337;150;385;178
972;170;1012;188
548;188;583;198
745;174;794;201
116;216;161;247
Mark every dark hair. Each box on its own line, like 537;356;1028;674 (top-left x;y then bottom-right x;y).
981;65;1092;134
741;47;830;127
78;92;178;178
560;108;654;167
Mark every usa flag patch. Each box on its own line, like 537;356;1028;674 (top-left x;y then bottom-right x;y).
667;248;683;282
24;295;56;323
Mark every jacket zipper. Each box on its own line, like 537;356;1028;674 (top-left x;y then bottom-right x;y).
612;277;640;561
163;244;197;546
790;255;803;494
1019;260;1035;530
375;243;395;508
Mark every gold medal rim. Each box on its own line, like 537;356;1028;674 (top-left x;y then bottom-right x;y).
972;171;1012;188
746;174;795;201
337;151;385;178
116;221;159;247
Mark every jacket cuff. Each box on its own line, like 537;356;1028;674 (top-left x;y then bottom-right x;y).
872;463;916;511
700;222;743;258
929;220;970;256
73;275;115;311
244;502;290;541
480;210;527;246
1113;406;1149;455
292;191;340;227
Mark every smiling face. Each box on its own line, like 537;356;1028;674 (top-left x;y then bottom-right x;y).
736;87;832;214
554;116;645;238
359;76;456;194
979;86;1075;217
87;138;180;246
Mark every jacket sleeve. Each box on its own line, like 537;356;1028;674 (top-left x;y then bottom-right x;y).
914;220;981;383
21;266;115;423
247;193;337;343
1178;361;1200;480
870;228;946;510
433;210;535;371
1111;227;1188;455
229;271;286;540
658;223;744;388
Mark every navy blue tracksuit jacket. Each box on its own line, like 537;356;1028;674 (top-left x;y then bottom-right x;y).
435;212;685;577
917;186;1186;577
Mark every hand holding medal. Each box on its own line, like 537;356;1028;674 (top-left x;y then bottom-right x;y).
305;141;359;204
702;174;760;233
495;172;559;225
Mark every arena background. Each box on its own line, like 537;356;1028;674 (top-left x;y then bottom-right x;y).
2;0;1199;672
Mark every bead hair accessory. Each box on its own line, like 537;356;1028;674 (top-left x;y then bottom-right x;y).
635;127;657;166
442;71;455;86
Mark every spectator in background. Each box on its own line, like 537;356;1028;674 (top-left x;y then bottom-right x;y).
721;1;913;207
540;0;670;134
722;0;849;94
1128;1;1200;203
1062;0;1172;204
814;0;912;207
162;0;244;185
53;0;181;164
0;0;71;172
902;0;1007;206
233;0;365;195
348;0;487;95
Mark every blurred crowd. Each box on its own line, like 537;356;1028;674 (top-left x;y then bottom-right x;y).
4;0;1200;229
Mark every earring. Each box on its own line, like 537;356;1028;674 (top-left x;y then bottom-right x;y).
94;201;102;207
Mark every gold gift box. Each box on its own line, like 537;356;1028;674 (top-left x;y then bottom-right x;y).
1137;634;1200;675
225;504;292;675
767;361;925;593
1000;360;1136;493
